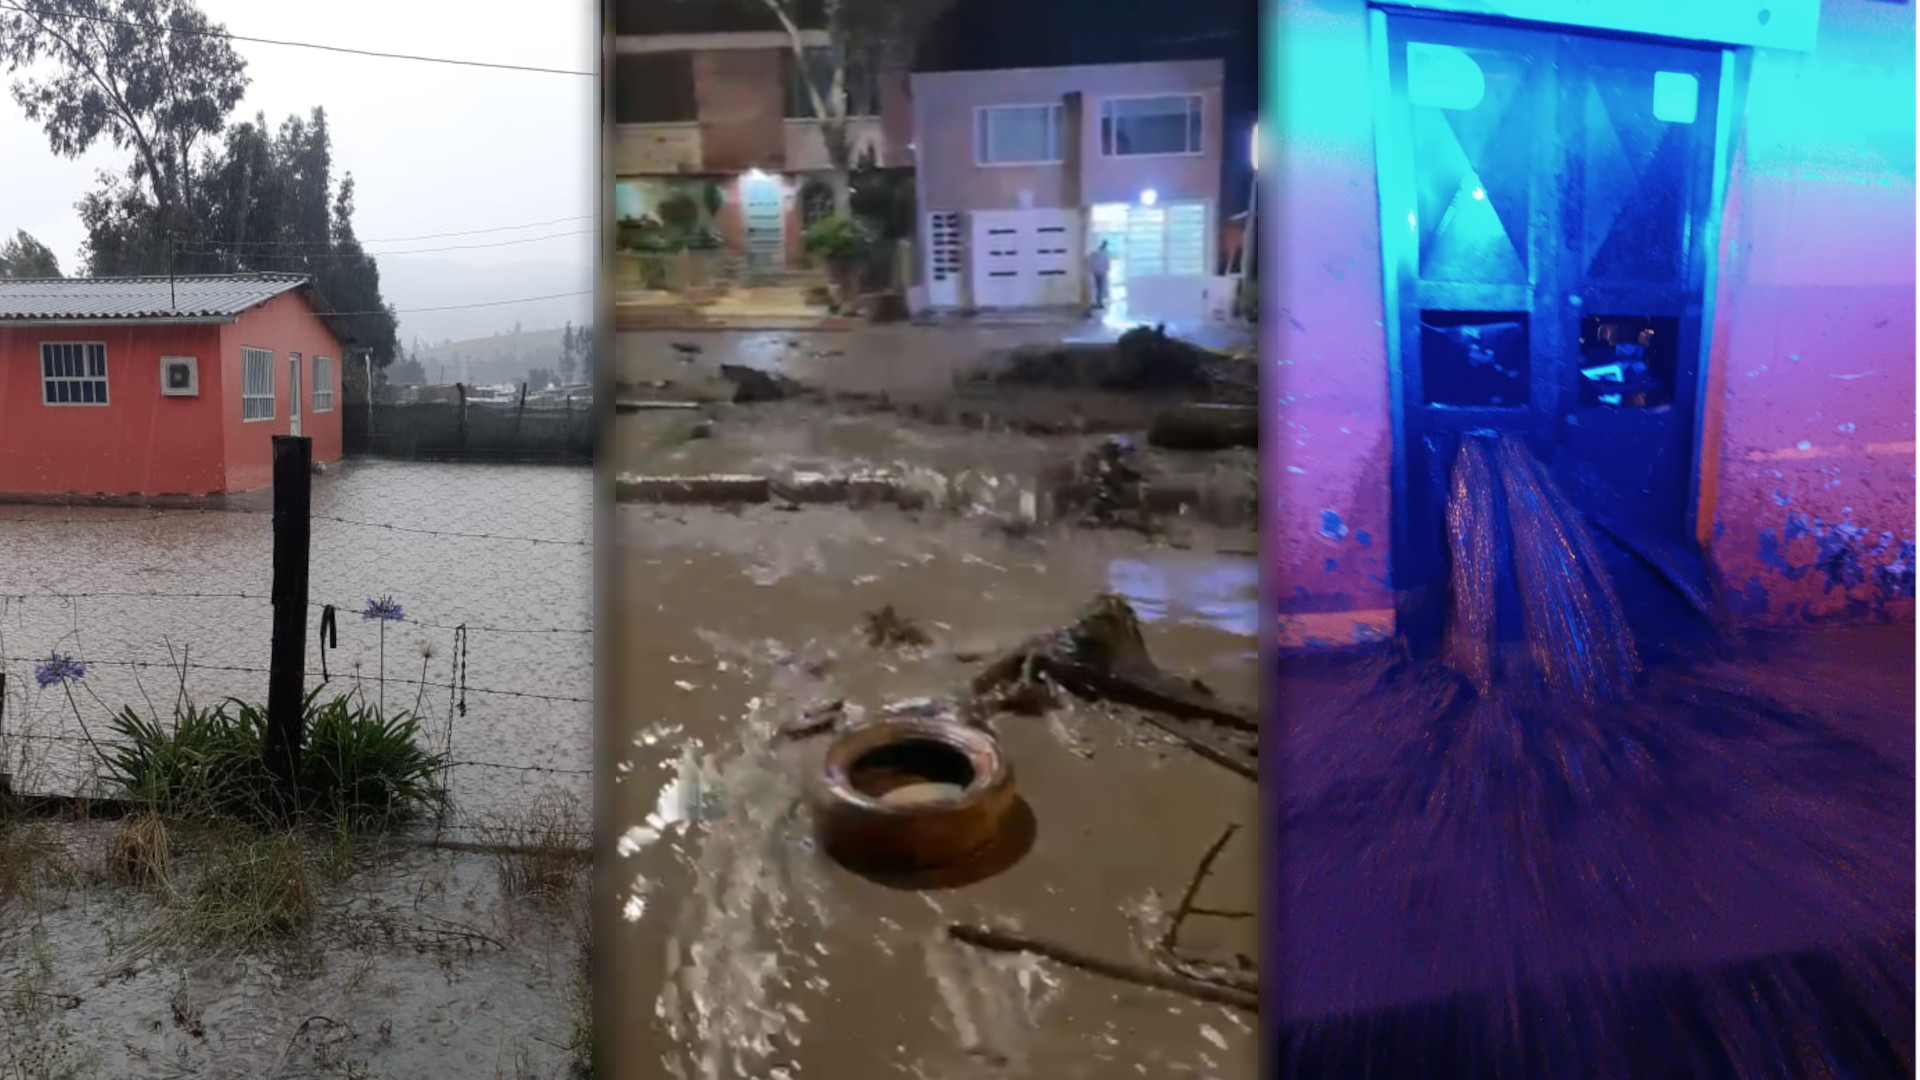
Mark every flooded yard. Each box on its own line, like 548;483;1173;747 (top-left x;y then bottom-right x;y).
0;461;593;1079
0;460;593;823
0;829;587;1079
606;326;1260;1078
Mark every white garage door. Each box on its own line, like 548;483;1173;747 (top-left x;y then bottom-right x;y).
969;210;1083;309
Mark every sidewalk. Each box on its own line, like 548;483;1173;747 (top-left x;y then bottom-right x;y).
615;285;861;332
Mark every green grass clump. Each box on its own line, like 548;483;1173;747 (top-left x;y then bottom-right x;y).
100;689;446;829
178;830;317;952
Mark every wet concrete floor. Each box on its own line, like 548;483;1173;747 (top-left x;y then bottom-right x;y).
606;327;1260;1078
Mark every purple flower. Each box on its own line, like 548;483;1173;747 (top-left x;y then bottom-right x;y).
362;596;405;623
34;652;86;688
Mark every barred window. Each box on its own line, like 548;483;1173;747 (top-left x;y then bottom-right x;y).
242;347;275;421
40;342;109;406
313;356;334;412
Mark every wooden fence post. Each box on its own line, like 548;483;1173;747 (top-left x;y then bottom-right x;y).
265;436;313;807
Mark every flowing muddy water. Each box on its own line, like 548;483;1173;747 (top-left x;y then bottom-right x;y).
0;460;593;827
607;502;1259;1077
616;330;1258;536
1274;434;1914;1078
610;327;1260;1076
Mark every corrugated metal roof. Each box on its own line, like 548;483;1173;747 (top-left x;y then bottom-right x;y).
0;273;312;321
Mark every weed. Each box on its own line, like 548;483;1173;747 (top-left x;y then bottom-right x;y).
0;820;52;904
568;913;594;1079
0;924;94;1079
164;829;317;956
166;974;204;1039
489;790;588;907
103;813;170;889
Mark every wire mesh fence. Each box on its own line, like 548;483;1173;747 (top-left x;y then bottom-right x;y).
0;461;592;844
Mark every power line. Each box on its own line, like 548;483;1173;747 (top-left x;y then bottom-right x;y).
175;228;595;258
356;216;595;244
179;219;593;250
0;2;594;77
327;290;592;317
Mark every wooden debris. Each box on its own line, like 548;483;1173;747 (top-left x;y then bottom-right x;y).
966;595;1258;778
947;923;1257;1013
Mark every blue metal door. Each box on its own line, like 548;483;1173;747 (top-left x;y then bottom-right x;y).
1374;12;1729;647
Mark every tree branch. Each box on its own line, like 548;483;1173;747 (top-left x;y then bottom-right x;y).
22;5;172;213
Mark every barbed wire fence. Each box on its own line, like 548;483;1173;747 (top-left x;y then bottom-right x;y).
0;475;593;847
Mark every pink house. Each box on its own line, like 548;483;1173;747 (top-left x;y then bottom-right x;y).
0;274;348;499
910;59;1227;313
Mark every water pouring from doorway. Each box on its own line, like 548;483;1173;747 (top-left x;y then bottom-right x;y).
1274;432;1914;1079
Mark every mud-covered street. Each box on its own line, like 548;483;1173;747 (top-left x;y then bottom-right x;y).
605;324;1260;1078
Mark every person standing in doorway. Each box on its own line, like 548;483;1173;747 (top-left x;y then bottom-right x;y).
1088;240;1112;313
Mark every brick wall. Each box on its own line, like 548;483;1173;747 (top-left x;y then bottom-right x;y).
693;50;787;171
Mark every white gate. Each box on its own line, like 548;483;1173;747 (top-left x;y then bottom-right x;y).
968;209;1083;309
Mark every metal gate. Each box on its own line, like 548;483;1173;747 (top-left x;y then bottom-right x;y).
1372;10;1734;646
925;211;964;308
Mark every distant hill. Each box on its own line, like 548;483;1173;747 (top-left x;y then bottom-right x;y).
377;257;592;346
409;326;582;388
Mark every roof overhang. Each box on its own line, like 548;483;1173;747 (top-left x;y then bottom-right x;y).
0;316;237;329
295;281;361;348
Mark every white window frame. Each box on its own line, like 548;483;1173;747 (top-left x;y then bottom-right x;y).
973;103;1066;167
241;346;275;422
312;355;334;413
1099;93;1206;159
39;341;109;407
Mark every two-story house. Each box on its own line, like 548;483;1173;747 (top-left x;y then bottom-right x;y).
910;59;1228;315
612;0;912;273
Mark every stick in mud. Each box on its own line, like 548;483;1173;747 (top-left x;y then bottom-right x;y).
1162;823;1240;954
946;924;1258;1013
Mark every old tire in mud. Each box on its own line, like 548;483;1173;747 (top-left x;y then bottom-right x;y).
810;719;1016;873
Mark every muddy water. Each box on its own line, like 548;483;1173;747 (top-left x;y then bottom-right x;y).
607;504;1258;1078
1273;433;1915;1077
616;324;1253;401
0;461;592;826
0;835;582;1078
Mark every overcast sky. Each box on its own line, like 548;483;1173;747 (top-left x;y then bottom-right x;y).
0;0;597;342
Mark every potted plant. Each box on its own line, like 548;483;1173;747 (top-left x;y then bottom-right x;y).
802;215;874;314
